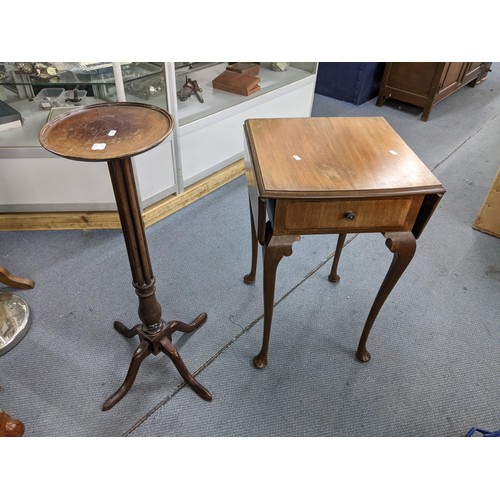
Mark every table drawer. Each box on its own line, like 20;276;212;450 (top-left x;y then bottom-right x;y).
274;196;423;234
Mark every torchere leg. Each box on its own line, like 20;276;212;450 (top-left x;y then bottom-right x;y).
102;339;151;411
160;336;212;401
244;199;259;284
328;233;346;282
254;222;300;369
355;232;416;362
167;312;208;334
113;321;139;339
160;313;211;400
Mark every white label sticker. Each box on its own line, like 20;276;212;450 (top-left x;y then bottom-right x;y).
293;155;301;161
389;149;398;156
108;130;117;136
92;143;107;150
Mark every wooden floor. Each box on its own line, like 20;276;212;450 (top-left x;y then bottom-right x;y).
0;160;244;231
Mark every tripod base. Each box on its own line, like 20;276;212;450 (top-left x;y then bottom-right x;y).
102;312;211;411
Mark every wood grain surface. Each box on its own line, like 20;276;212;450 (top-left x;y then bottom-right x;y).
245;117;443;198
39;102;173;162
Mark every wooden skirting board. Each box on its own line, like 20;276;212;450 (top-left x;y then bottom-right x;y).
0;160;244;232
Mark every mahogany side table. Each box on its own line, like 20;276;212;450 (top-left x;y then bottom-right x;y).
243;117;445;368
39;102;212;411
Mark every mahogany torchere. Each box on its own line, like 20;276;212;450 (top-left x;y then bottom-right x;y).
39;102;211;411
243;117;445;368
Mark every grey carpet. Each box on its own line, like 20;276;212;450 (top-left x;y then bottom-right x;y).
1;65;499;437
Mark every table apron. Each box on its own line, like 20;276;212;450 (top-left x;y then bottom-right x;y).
272;195;425;235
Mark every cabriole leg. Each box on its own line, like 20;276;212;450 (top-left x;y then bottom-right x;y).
356;232;416;362
253;222;299;368
328;233;347;282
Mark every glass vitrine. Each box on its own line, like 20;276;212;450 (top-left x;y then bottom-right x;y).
0;61;318;221
0;62;168;148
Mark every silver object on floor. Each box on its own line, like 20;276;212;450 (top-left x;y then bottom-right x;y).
0;292;31;355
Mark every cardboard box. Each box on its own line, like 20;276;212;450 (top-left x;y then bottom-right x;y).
473;168;500;238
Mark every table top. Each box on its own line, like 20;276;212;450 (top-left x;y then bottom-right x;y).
244;117;444;198
39;102;174;162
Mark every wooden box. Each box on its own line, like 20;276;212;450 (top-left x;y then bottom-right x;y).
226;63;260;76
212;71;260;96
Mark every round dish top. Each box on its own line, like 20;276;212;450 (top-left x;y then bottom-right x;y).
39;102;174;161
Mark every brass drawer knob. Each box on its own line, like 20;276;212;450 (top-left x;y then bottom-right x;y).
344;211;356;221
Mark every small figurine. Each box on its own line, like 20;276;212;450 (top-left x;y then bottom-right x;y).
270;62;289;72
66;85;82;104
177;76;204;103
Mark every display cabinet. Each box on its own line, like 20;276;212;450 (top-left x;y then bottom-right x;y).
0;62;175;220
0;62;317;228
0;62;169;146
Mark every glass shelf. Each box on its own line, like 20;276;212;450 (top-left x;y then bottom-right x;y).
173;62;317;127
0;62;169;148
0;62;163;87
0;62;317;149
